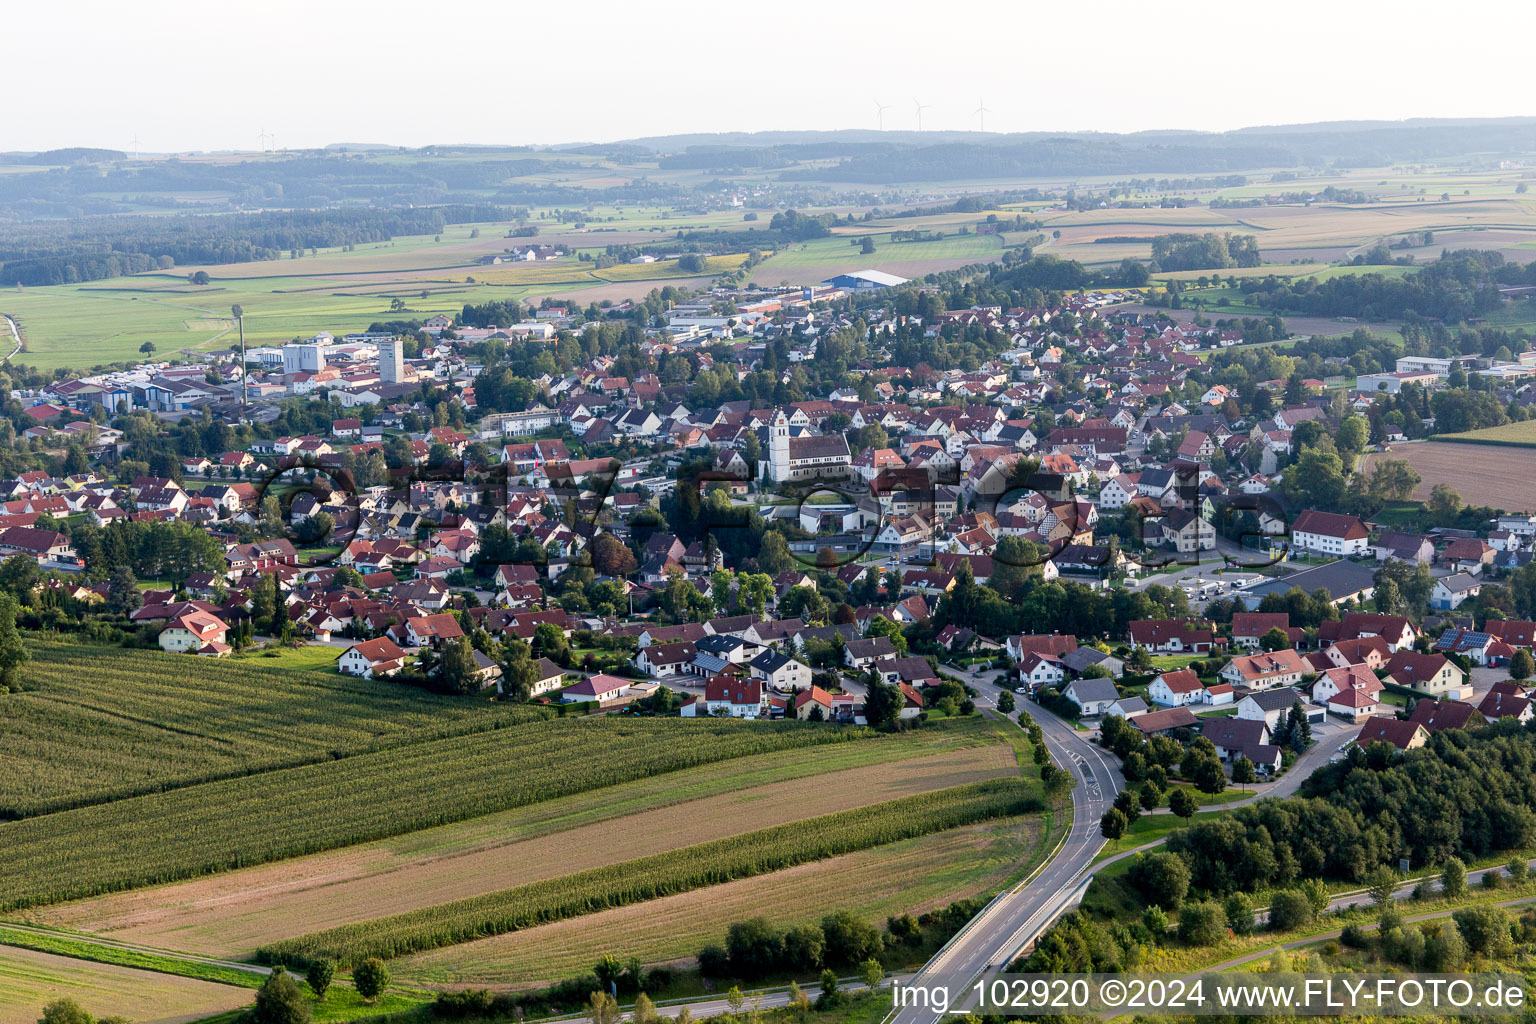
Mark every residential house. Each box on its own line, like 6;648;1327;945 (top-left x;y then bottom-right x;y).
1148;669;1206;707
1384;650;1469;699
337;638;407;678
845;636;898;669
1290;509;1370;557
158;610;230;655
561;674;632;703
1235;687;1314;731
1408;697;1481;734
1431;572;1482;610
1219;648;1307;690
1062;677;1119;716
1356;717;1430;751
1200;718;1282;773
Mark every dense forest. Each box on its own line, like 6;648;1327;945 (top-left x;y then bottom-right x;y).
1239;249;1535;321
0;205;506;286
1150;232;1262;271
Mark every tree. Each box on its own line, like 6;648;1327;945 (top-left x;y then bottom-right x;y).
588;991;621;1024
815;969;841;1010
1335;416;1368;458
590;532;638;577
140;341;156;355
1191;755;1228;801
533;622;570;665
1441;857;1468;898
107;566;141;614
353;958;391;1002
862;679;904;729
1454;904;1513;956
1231;756;1256;789
1139;784;1162;812
500;637;539;701
1289;701;1312;752
756;531;795;575
726;917;783;978
1428;483;1463;522
438;636;480;695
1259;627;1290;652
632;994;659;1024
294;960;338;1005
253;969;312;1024
1100;807;1128;845
998;690;1016;714
1511;648;1535;682
1268;889;1313;931
1129;851;1190;909
860;958;883;989
1168;787;1198;823
1224;893;1255;936
865;614;907;656
0;595;27;692
782;923;826;970
819;910;883;966
1366;867;1398;907
39;1001;95;1024
1177;901;1227;946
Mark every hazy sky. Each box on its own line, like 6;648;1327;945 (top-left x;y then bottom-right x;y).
11;0;1534;152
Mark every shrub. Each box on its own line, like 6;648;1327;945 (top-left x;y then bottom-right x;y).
1268;890;1314;931
1177;901;1226;946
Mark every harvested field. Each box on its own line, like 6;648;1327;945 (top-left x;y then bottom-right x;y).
1363;442;1536;512
392;814;1046;988
0;945;249;1024
34;735;1014;957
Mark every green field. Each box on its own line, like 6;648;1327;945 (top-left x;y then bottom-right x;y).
0;642;514;818
0;944;253;1024
259;778;1041;966
1431;420;1536;446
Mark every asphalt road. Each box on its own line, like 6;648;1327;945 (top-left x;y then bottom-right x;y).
889;678;1122;1024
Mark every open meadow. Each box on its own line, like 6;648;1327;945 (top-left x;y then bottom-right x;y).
1363;442;1536;511
0;945;249;1024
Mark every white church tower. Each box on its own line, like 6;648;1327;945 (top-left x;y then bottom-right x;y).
768;410;792;483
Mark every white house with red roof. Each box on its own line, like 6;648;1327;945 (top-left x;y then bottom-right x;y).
1291;509;1370;557
158;610;230;655
1148;668;1206;707
561;673;632;704
337;637;408;678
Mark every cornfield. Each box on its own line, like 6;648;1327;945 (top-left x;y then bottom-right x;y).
259;779;1041;966
0;717;869;911
2;643;522;819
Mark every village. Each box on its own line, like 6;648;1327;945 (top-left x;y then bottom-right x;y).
2;262;1535;779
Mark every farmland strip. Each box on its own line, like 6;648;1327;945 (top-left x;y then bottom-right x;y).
0;718;869;911
258;778;1041;966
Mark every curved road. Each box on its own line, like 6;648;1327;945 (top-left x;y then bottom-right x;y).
889;685;1122;1024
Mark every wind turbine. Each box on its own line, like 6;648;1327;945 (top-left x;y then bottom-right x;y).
873;100;892;131
257;129;270;153
914;99;930;131
975;98;992;133
130;135;140;160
